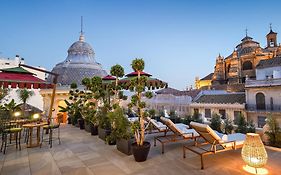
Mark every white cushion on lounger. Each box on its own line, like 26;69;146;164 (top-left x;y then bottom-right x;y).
223;133;245;147
127;117;139;123
175;123;189;129
181;129;200;138
214;131;228;142
147;117;167;132
190;122;222;143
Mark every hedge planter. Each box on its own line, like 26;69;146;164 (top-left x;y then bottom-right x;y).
98;127;111;141
116;138;133;155
85;123;91;132
108;139;116;145
78;118;85;130
131;141;151;162
90;124;98;135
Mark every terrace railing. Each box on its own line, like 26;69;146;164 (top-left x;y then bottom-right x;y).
245;78;281;88
246;104;281;112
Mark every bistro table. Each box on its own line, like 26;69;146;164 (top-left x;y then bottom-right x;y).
22;122;47;148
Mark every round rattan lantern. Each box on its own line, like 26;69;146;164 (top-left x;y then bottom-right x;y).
241;133;268;169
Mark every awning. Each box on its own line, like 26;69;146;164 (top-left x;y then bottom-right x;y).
119;71;168;90
0;67;53;89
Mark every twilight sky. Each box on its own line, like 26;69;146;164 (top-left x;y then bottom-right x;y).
1;0;281;90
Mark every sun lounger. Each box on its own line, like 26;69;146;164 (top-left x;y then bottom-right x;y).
153;117;200;154
183;121;246;169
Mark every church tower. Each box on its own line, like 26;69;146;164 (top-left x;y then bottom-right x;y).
212;54;226;85
266;24;278;48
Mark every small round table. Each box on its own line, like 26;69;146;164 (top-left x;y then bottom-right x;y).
22;123;47;148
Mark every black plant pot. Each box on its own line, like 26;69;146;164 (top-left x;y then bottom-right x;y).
67;117;72;124
131;141;151;162
98;127;111;141
78;118;85;130
108;139;116;145
90;124;98;135
117;138;133;155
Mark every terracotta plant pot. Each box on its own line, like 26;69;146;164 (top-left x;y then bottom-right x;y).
131;141;151;162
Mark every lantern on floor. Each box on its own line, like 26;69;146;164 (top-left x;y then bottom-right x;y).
241;133;268;171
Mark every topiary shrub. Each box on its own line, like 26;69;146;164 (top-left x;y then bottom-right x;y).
224;117;234;134
210;113;222;132
265;115;281;148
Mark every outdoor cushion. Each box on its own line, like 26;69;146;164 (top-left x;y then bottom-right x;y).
126;115;139;123
190;122;246;147
43;124;59;129
190;122;223;144
182;129;200;139
214;131;228;141
222;133;246;148
146;117;167;132
161;117;198;138
4;127;22;133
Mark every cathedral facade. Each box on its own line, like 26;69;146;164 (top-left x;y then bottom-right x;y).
196;27;281;91
212;27;281;88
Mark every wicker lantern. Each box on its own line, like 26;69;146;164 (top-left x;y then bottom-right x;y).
241;133;268;170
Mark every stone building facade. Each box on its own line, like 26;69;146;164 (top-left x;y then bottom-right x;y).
245;56;281;128
189;90;246;123
196;27;281;91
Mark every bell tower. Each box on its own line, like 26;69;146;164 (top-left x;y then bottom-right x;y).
266;24;277;47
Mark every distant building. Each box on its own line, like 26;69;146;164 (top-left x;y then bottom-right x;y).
0;55;46;110
40;30;107;120
196;26;281;92
245;55;281;128
189;90;246;122
195;73;213;89
145;87;200;116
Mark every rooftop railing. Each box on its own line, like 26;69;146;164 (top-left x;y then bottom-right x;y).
246;104;281;112
245;78;281;88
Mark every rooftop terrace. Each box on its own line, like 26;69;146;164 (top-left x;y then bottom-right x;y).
1;124;280;175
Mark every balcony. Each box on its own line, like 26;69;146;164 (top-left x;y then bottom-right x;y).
246;104;281;113
245;78;281;88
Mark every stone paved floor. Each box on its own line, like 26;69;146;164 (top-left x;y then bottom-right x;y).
0;124;280;175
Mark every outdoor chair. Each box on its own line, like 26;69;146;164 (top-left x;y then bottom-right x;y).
40;122;61;148
154;117;199;154
183;121;246;169
0;111;23;154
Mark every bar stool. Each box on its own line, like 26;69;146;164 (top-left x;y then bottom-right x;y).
40;123;61;148
0;117;22;154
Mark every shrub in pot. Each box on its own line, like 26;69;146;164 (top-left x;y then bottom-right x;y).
126;58;167;162
108;106;133;154
97;106;111;141
78;117;85;130
59;83;86;127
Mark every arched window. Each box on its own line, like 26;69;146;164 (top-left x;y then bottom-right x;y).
256;93;265;110
242;61;253;70
227;64;231;73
